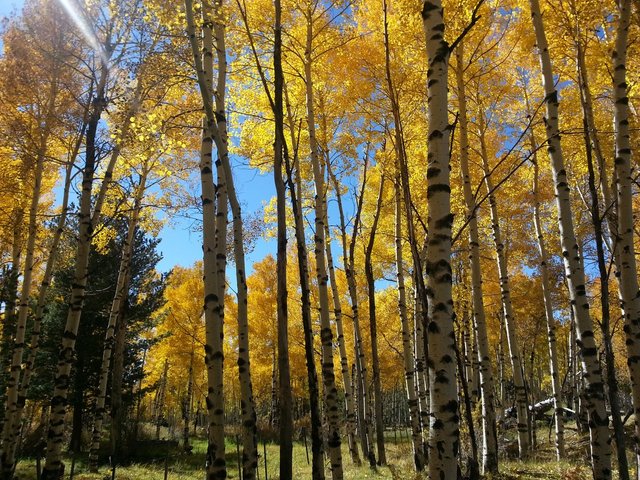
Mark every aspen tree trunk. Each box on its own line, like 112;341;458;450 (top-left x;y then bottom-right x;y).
41;59;110;480
283;91;325;479
183;349;195;451
0;106;54;480
110;309;126;460
611;2;640;475
364;176;386;466
529;0;612;476
185;0;236;476
575;42;615;247
331;151;373;466
454;44;498;473
7;156;75;460
209;5;230;474
273;0;295;477
394;177;426;471
421;2;459;477
462;307;477;407
413;256;430;441
212;8;258;476
304;11;343;476
155;360;169;440
583;115;629;480
478;109;529;458
324;212;360;465
532;155;565;460
88;169;148;471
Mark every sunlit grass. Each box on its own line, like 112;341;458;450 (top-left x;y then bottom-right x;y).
12;424;637;480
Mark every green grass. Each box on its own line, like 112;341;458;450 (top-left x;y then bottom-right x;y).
11;426;635;480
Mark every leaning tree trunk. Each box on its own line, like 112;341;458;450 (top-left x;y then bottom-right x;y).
304;12;343;477
394;176;426;471
532;150;565;460
421;2;459;478
41;59;110;480
611;1;640;475
454;43;498;474
529;0;611;477
478;108;529;458
364;175;387;466
88;168;148;471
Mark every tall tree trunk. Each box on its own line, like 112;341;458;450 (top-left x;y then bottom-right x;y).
331;146;373;467
9;125;84;458
283;87;325;480
273;1;295;476
364;175;386;466
421;2;459;478
155;360;169;440
454;43;498;473
0;71;58;478
478;108;529;458
611;1;640;476
583;114;629;480
304;11;343;477
529;0;612;476
88;169;148;471
183;349;195;451
212;9;258;477
41;59;111;480
184;0;232;476
531;149;565;460
324;210;360;465
394;177;425;471
110;309;126;462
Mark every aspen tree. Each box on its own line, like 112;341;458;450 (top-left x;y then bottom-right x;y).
184;0;227;476
421;1;459;477
611;1;640;474
330;147;373;466
304;6;344;471
0;61;59;479
364;173;386;466
477;106;529;458
212;5;259;475
454;43;498;474
528;0;611;476
236;0;297;473
531;148;564;460
42;38;114;480
394;175;426;471
324;161;360;465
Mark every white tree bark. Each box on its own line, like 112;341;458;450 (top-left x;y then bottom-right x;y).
454;44;498;473
304;9;343;476
611;1;640;475
478;108;529;458
529;0;611;477
422;1;458;477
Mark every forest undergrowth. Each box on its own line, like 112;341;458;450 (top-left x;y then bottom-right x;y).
10;421;631;480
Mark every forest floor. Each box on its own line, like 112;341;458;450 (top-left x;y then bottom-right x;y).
11;424;633;479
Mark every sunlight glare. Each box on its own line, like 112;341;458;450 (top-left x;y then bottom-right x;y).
56;0;108;63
